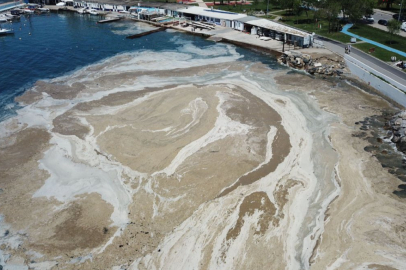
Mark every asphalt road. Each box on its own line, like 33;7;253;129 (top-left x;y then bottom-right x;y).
316;35;406;87
370;9;406;37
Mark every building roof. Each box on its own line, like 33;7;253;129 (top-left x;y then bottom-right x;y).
235;16;258;23
245;19;310;37
178;6;247;21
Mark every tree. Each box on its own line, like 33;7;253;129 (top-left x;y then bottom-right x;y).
377;0;397;9
323;0;341;33
387;19;401;44
346;0;375;23
339;0;375;22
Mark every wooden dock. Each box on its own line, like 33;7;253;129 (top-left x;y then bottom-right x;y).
126;27;166;39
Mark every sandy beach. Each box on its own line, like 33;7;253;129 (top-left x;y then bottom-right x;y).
0;37;405;270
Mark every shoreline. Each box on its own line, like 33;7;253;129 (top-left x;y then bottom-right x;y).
1;10;406;270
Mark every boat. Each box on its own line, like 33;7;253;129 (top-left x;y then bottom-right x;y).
56;2;66;7
88;9;99;15
4;13;20;21
77;7;88;14
0;15;11;22
37;8;50;13
23;9;35;14
0;26;14;36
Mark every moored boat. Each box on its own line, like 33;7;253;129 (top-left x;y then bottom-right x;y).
0;14;11;22
0;26;14;36
4;13;20;21
77;7;88;14
37;8;50;13
88;9;99;15
23;9;35;14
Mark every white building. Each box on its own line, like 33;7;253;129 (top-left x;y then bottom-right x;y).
177;6;246;28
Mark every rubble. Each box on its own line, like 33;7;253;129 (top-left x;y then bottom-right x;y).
278;50;346;76
385;111;406;153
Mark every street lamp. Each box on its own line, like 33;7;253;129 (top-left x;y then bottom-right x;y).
266;0;269;15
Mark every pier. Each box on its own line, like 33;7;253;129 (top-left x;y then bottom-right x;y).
98;17;121;23
126;27;166;39
0;1;25;13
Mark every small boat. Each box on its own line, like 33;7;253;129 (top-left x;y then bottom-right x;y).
23;9;35;14
37;8;50;13
5;13;20;20
0;26;14;36
11;9;25;15
88;9;99;15
56;2;66;7
0;15;9;23
77;7;88;14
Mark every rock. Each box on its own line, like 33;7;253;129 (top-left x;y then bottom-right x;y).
399;137;406;152
395;118;402;126
392;136;400;143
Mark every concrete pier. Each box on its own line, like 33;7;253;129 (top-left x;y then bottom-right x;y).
126;27;166;39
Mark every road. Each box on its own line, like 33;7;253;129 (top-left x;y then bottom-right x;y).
316;35;406;87
370;9;406;37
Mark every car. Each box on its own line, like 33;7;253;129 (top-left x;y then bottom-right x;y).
393;13;406;21
363;15;374;23
378;19;388;26
402;22;406;31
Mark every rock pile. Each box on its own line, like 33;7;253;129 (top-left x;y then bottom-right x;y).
278;50;346;76
385;111;406;153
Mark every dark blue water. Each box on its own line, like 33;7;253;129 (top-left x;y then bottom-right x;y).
0;11;278;121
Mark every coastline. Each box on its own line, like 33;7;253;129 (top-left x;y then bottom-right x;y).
0;12;406;270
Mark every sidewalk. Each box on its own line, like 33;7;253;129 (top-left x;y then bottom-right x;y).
341;24;406;58
193;0;208;8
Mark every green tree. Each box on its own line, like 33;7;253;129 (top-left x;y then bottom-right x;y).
387;19;401;44
339;0;374;22
323;0;341;33
377;0;397;9
347;0;375;23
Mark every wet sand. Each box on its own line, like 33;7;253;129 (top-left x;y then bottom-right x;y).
0;43;406;270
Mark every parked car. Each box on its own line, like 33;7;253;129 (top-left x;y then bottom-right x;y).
402;22;406;31
378;19;388;26
363;15;374;23
393;13;406;21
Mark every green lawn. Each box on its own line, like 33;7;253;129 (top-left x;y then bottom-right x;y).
347;24;406;53
211;2;282;14
277;11;350;43
353;43;406;62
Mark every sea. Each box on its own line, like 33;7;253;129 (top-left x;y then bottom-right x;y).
0;11;280;122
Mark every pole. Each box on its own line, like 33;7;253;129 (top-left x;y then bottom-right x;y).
266;0;269;15
399;0;404;21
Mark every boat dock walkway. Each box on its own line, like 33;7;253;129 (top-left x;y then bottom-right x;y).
170;23;287;56
0;1;25;13
98;17;121;23
126;27;166;39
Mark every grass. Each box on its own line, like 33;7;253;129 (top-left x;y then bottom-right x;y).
208;2;282;14
276;10;350;43
347;24;406;53
353;43;405;62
